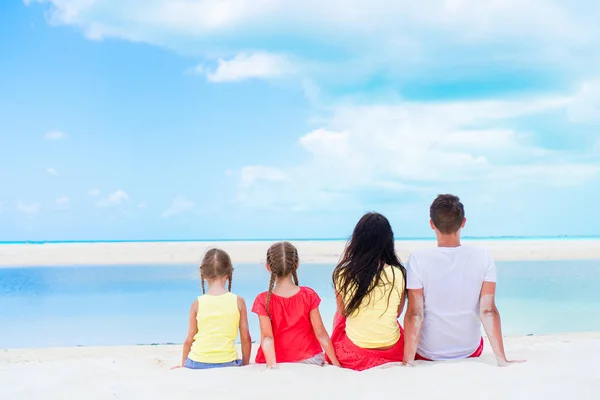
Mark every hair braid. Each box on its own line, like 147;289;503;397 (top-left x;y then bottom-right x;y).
264;242;300;315
291;246;299;285
201;275;206;294
228;274;232;292
265;272;276;317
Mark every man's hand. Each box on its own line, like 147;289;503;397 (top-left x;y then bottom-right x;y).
497;358;527;367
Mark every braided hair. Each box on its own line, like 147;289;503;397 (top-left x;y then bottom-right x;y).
199;248;234;294
265;242;299;316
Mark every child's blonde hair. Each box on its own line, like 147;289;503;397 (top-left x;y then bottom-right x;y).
265;242;299;315
200;248;233;294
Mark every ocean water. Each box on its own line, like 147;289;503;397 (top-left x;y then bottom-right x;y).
1;260;600;348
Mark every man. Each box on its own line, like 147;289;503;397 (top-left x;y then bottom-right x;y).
403;194;525;366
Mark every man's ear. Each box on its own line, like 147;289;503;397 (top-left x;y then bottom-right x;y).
461;218;467;229
430;219;436;230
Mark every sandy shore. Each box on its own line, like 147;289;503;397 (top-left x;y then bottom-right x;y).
1;332;599;399
1;238;600;267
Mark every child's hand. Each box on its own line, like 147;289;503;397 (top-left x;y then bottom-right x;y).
263;364;279;371
170;365;184;370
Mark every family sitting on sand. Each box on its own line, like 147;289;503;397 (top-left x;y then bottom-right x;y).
174;194;525;371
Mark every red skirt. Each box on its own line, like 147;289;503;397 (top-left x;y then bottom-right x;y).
326;312;404;371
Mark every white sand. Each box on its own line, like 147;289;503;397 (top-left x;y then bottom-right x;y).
1;333;599;399
1;238;600;266
2;242;599;399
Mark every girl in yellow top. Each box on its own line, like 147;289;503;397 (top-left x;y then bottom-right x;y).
328;212;407;371
174;248;251;369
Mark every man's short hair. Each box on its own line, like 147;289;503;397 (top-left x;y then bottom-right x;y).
430;194;465;234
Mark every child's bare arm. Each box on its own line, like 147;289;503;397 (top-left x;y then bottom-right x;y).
237;296;252;366
258;315;277;368
402;289;424;364
180;300;199;367
309;308;340;367
480;282;526;367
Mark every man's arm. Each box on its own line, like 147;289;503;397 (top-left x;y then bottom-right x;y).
480;282;526;367
402;288;424;365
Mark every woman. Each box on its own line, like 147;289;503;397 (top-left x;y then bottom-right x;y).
328;212;407;371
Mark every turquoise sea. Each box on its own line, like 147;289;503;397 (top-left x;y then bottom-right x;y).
1;258;600;349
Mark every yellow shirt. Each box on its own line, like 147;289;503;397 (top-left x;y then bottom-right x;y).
188;292;240;363
336;265;404;349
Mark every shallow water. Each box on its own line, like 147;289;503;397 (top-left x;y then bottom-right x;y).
1;260;599;348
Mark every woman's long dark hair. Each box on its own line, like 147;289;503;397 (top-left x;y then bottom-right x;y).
333;212;406;317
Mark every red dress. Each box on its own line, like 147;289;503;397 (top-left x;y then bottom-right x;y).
326;312;405;371
252;286;323;363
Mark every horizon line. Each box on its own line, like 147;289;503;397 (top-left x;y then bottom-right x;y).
1;234;599;244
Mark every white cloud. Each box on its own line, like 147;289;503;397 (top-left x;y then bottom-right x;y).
17;201;41;216
236;93;599;210
162;196;194;218
300;129;351;158
137;202;147;209
24;0;600;215
23;1;600;85
88;188;100;197
492;164;600;188
567;78;600;123
44;130;67;140
203;52;295;83
0;202;4;215
96;189;129;207
25;1;592;44
54;196;70;210
240;166;290;189
47;167;58;176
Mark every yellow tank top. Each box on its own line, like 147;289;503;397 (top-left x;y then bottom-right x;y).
336;265;404;348
188;292;240;363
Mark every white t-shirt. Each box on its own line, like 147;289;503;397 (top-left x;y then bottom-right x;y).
406;245;496;360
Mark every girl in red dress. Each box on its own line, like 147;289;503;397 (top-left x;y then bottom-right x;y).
252;242;340;369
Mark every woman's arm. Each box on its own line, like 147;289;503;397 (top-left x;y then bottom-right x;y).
309;308;340;367
335;291;344;315
180;300;199;367
479;282;526;367
237;296;252;366
402;289;424;365
258;315;277;368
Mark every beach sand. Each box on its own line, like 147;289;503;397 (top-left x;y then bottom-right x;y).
2;241;599;399
1;333;599;399
1;238;600;266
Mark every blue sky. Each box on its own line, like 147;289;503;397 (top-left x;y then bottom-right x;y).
1;1;599;241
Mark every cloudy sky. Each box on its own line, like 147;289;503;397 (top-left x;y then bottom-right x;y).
1;1;599;241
